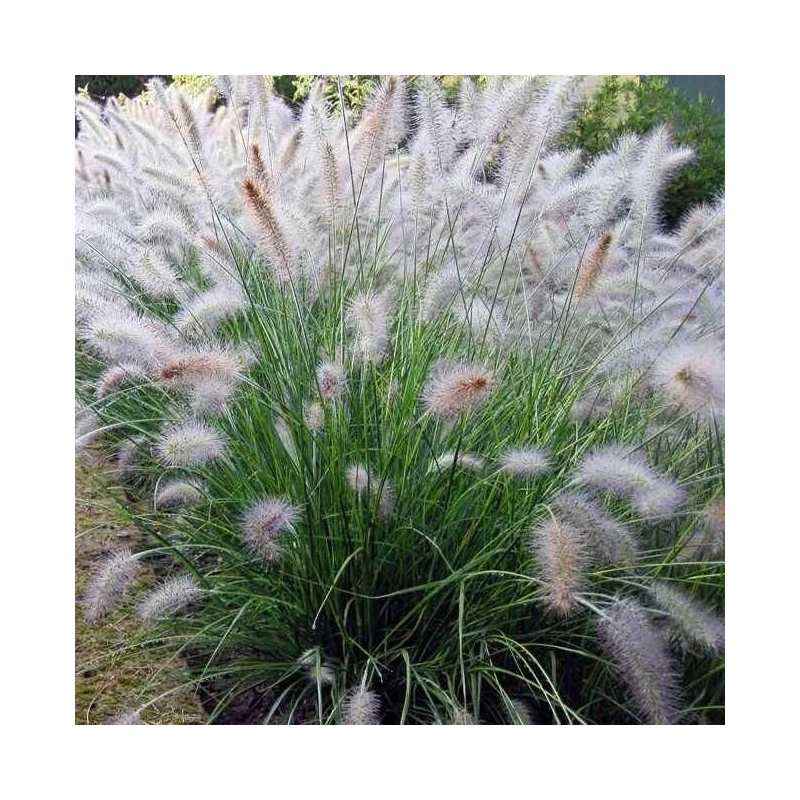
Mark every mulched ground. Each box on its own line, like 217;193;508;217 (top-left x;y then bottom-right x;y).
75;452;206;724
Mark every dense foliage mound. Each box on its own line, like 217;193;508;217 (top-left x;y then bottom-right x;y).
75;75;724;724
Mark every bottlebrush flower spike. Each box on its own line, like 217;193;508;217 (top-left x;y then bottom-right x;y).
240;496;299;563
430;451;485;473
574;232;614;300
555;491;638;563
316;360;346;400
573;444;657;496
597;596;681;725
498;447;550;479
631;478;686;520
155;479;205;511
679;493;725;560
572;444;684;521
75;406;101;453
83;307;170;368
82;548;142;623
650;582;725;655
189;377;235;417
348;291;390;364
298;649;337;686
248;142;275;197
175;286;245;335
422;362;494;420
129;249;181;299
341;686;381;725
95;362;147;399
346;463;394;518
351;75;406;179
450;707;476;725
346;463;373;493
158;349;243;387
137;575;203;622
303;401;324;433
241;176;298;284
530;517;587;617
155;421;226;467
114;438;141;481
650;340;725;417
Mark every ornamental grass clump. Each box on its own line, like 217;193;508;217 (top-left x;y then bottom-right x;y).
75;75;724;724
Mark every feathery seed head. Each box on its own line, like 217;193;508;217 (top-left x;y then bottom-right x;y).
189;377;235;417
597;596;681;725
530;517;587;617
423;362;494;420
75;406;101;453
298;649;337;686
155;479;205;511
130;249;180;299
450;707;476;725
651;340;724;416
84;307;170;368
158;349;242;387
303;400;324;433
631;478;686;521
175;286;246;335
430;451;485;473
82;548;142;623
347;291;390;364
498;447;550;479
651;582;725;655
701;496;725;557
341;686;381;725
573;444;656;496
575;232;614;300
573;445;683;519
555;491;639;563
241;176;298;284
316;360;346;400
679;496;724;561
346;464;393;517
156;421;226;467
240;496;298;563
346;463;373;493
137;574;202;622
95;362;147;399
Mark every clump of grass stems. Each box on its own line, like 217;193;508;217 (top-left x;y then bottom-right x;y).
75;76;724;724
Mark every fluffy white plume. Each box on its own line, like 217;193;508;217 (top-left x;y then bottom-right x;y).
156;421;226;467
240;496;299;562
82;548;142;622
498;447;550;479
573;444;684;520
137;574;202;622
341;686;381;725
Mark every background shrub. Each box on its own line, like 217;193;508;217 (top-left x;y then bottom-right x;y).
75;75;170;100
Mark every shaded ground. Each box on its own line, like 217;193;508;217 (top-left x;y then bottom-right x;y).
75;453;206;724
